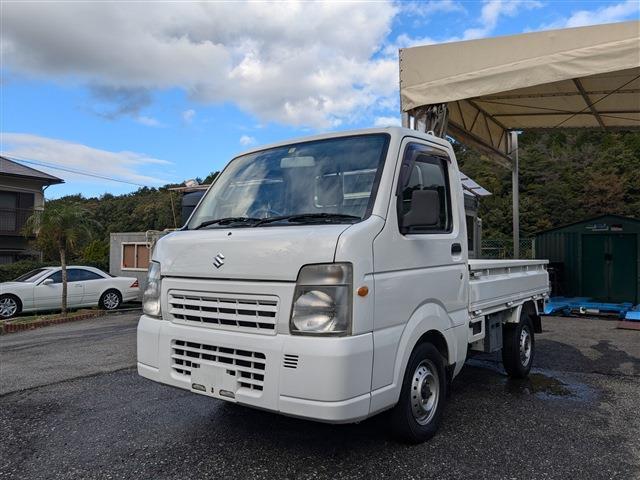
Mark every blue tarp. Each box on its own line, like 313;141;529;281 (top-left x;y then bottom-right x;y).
625;305;640;321
543;297;638;320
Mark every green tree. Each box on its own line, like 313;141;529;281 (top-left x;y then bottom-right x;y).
82;239;110;271
24;203;98;315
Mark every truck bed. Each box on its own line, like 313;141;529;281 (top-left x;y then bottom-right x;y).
468;259;549;315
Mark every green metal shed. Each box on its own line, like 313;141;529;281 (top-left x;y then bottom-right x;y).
535;215;640;304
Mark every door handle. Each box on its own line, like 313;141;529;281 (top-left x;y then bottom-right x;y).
451;243;462;255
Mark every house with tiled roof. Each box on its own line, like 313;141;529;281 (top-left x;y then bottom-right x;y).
0;156;64;264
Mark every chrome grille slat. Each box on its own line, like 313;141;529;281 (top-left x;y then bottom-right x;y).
170;308;273;323
171;354;266;374
168;290;279;334
171;340;266;392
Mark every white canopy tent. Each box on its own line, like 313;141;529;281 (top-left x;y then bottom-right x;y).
399;21;640;256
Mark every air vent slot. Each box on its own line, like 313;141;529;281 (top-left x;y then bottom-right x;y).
283;354;299;369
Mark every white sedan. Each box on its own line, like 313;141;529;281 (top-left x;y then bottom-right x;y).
0;266;140;319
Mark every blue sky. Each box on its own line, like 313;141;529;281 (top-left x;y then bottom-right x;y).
1;0;638;198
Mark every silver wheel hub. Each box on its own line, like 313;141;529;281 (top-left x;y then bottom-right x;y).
410;359;439;425
0;297;18;318
520;327;532;366
103;293;119;310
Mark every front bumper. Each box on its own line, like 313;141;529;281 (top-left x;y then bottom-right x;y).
137;315;374;423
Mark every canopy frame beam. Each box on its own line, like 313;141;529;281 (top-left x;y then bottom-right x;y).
573;78;606;129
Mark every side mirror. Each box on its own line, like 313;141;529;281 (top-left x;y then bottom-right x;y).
401;189;440;232
42;278;54;286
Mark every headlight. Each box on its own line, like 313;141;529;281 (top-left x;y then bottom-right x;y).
143;261;162;318
290;263;352;336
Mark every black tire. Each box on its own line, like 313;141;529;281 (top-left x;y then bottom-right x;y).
0;294;22;319
389;342;447;444
99;290;122;311
502;313;535;379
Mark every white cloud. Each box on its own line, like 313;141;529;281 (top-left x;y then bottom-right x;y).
386;0;542;57
397;0;466;17
538;0;639;30
382;33;438;57
2;2;398;128
239;135;257;147
462;0;542;40
374;116;401;127
182;109;196;124
136;116;163;127
0;133;173;186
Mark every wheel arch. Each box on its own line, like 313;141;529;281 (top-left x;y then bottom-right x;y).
504;300;540;333
377;302;456;410
100;288;123;307
416;330;449;364
4;292;24;306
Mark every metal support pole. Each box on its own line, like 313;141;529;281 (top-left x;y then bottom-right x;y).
509;131;520;259
401;111;410;128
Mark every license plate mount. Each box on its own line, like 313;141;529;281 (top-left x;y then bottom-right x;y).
191;363;237;399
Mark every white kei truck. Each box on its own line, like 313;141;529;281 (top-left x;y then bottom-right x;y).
137;127;549;443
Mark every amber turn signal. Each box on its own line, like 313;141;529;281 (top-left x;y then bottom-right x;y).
357;286;369;297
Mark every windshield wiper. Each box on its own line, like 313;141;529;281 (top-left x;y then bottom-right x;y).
192;217;261;230
254;213;361;226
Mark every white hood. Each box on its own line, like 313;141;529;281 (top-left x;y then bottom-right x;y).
155;224;352;282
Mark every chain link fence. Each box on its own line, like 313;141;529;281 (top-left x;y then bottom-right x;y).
480;238;535;259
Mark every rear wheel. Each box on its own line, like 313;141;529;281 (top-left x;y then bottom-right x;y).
389;342;447;443
502;314;534;378
0;294;21;319
99;290;122;311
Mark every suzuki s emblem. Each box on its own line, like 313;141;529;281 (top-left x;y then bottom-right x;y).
213;252;225;269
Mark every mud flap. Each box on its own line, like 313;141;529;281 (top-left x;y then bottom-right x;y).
532;314;543;334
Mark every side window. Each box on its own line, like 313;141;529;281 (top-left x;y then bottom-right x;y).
67;269;85;283
466;215;475;252
122;243;150;270
398;145;452;234
78;269;104;281
47;271;62;284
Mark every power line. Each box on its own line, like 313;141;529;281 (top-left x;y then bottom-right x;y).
1;154;151;188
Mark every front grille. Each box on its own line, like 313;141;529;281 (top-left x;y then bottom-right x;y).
171;340;266;391
168;290;278;334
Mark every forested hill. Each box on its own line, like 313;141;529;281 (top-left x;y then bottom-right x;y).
49;130;639;243
456;130;640;239
47;172;219;237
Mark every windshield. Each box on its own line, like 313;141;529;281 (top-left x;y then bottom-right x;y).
14;268;51;282
187;134;389;229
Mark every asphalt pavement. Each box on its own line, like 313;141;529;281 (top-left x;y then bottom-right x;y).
1;313;639;479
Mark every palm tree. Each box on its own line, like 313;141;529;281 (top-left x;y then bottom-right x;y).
24;203;97;315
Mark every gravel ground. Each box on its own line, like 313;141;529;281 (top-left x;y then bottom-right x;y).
1;314;638;480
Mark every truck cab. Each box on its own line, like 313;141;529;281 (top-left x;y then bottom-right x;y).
137;127;549;442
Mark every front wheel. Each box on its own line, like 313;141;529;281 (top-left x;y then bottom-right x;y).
0;294;21;319
99;290;122;311
389;342;447;443
502;317;534;378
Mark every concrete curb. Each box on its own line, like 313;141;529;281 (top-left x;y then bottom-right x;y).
617;320;640;331
1;311;106;335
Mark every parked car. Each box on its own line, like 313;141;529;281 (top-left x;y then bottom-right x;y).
0;266;139;319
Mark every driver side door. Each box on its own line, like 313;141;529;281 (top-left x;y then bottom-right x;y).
33;269;85;311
